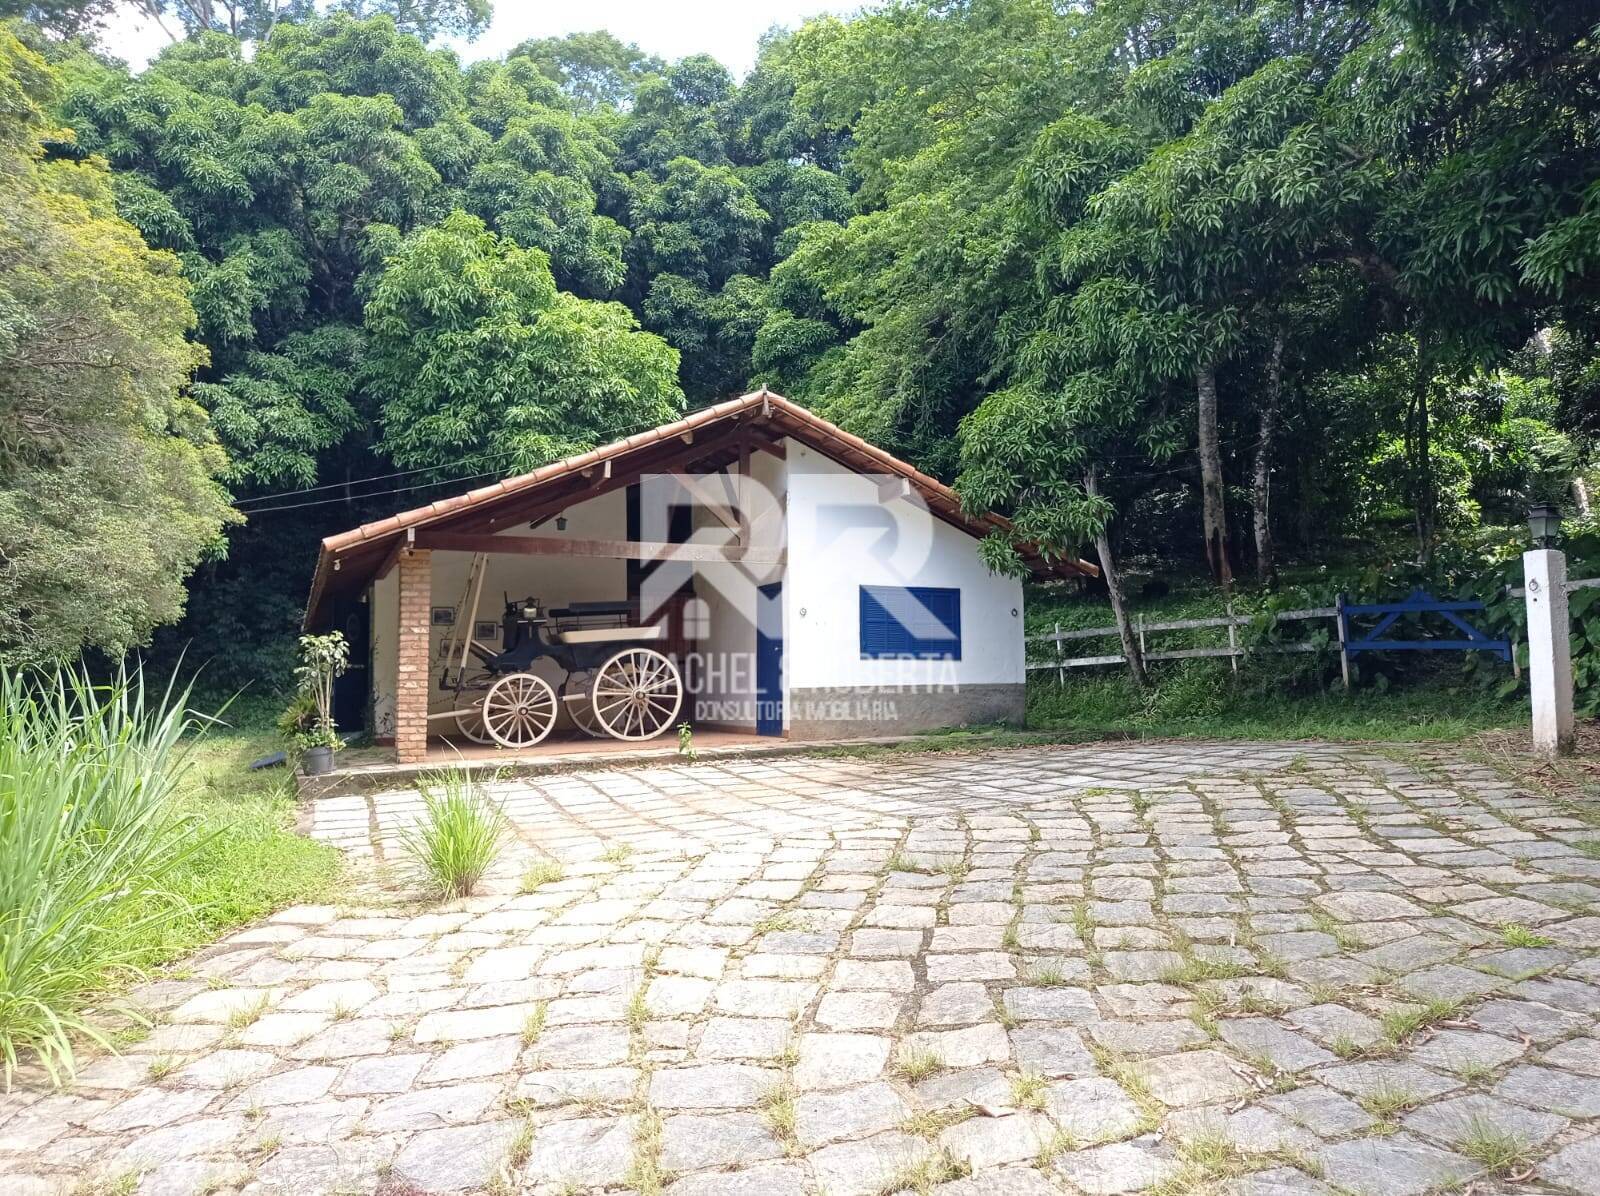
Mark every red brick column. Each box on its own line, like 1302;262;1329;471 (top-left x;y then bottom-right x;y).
395;548;432;764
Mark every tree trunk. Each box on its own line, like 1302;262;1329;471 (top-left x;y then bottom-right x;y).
1573;475;1592;518
1406;336;1436;565
1252;331;1284;586
1196;362;1233;590
1085;468;1147;690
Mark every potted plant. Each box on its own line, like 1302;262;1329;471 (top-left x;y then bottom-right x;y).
286;631;349;776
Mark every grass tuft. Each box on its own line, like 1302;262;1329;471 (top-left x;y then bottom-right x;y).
520;859;565;893
894;1047;944;1081
397;769;508;899
1456;1117;1537;1176
1498;924;1553;948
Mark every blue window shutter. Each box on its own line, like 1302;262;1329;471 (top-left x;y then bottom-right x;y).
859;586;961;659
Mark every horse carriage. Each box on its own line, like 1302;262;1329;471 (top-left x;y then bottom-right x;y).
432;556;684;748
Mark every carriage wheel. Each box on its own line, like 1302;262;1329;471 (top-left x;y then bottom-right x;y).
591;648;683;741
482;673;558;749
453;705;493;745
561;672;607;738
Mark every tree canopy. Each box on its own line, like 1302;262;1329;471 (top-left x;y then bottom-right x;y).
0;0;1595;697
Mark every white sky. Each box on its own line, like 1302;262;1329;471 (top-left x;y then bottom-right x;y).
103;1;856;77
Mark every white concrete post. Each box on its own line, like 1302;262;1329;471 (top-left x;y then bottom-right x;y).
1524;547;1574;757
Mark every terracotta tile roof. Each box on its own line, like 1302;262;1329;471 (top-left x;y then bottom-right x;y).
302;389;1094;627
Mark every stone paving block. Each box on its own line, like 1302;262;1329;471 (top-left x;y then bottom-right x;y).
1471;997;1588;1042
363;1081;500;1130
917;982;991;1027
793;1081;909;1147
1087;1019;1210;1057
1539;1133;1600;1194
420;1035;521;1082
1408;1028;1525;1074
832;959;914;991
1216;1018;1334;1072
1313;1133;1478;1196
1002;986;1099;1023
652;1062;779;1108
816;989;903;1031
906;1023;1010;1069
925;952;1016;982
1054;1140;1178;1194
806;1130;932;1196
1043;1076;1143;1141
225;1064;340;1109
660;1110;783;1171
1313;891;1430;921
938;1110;1053;1168
1540;1035;1600;1075
1403;1091;1567;1146
1008;1025;1092;1077
662;1160;810;1195
1395;963;1504;1003
523;1114;637;1189
1260;1087;1376;1138
1316;1060;1460;1102
1140;1049;1256;1107
513;1065;637;1107
1492;1064;1600;1116
1283;1003;1385;1048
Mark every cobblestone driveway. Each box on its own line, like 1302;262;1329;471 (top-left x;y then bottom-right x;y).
7;741;1600;1196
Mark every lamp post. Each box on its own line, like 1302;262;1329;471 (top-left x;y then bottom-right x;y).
1523;503;1573;757
1528;503;1562;549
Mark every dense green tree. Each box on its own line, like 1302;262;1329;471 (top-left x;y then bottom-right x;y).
0;27;234;664
510;30;661;110
367;210;683;473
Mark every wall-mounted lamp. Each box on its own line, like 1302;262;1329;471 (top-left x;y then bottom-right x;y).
1527;502;1562;549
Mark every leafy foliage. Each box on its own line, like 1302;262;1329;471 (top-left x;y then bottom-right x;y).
0;28;234;666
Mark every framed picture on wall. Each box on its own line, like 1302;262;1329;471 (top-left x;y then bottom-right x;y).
474;621;498;640
431;606;455;626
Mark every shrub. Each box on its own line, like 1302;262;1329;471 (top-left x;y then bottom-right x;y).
0;667;201;1084
398;770;508;898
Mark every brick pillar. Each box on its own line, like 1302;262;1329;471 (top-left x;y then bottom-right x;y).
395;548;432;764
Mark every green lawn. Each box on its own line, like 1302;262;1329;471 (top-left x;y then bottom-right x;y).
1019;575;1523;743
139;729;341;967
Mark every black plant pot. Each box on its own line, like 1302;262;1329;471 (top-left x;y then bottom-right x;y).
301;745;334;776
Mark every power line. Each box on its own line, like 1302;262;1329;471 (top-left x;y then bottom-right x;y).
232;411;679;509
238;468;508;516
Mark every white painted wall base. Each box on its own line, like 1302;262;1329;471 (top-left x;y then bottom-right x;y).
1524;547;1575;757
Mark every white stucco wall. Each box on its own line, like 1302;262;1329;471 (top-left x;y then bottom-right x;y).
784;444;1025;691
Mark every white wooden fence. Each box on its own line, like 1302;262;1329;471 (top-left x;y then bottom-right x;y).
1026;604;1340;680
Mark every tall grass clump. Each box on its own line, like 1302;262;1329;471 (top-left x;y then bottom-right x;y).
398;770;508;898
0;667;201;1085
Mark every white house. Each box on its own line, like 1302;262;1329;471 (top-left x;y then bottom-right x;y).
303;391;1094;763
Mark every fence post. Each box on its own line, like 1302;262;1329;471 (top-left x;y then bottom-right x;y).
1054;621;1064;687
1524;547;1575;757
1335;594;1351;691
1225;598;1239;674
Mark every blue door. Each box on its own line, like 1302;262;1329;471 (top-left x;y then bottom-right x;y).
756;582;783;736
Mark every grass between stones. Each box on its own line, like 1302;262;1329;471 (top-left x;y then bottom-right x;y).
521;1001;547;1047
1146;1132;1325;1196
1499;923;1554;948
1456;1117;1538;1177
876;1150;968;1195
894;1047;944;1082
520;858;565;893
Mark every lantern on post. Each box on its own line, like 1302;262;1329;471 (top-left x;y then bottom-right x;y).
1527;503;1562;549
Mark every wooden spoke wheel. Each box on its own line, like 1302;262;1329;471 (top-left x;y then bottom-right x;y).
561;672;607;738
591;648;683;741
482;673;558;749
451;674;495;744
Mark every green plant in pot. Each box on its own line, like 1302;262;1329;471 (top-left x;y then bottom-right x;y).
285;632;349;776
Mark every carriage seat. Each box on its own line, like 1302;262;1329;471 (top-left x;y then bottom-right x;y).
554;625;664;644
